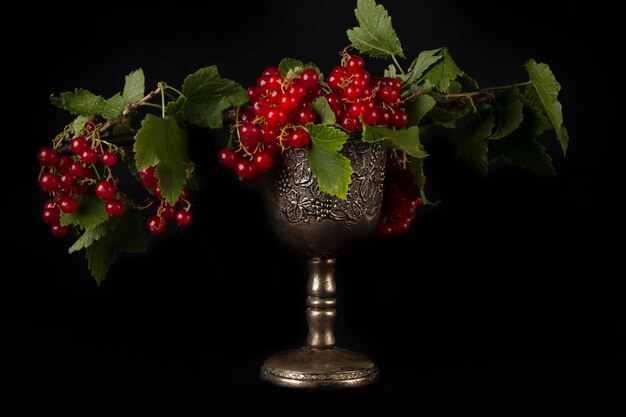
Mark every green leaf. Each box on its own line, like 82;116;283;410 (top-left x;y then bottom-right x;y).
524;60;563;134
424;104;471;129
122;68;145;105
103;93;124;119
458;113;495;176
134;114;191;205
423;49;465;92
488;106;555;176
68;220;117;254
51;88;105;117
403;49;442;85
306;123;353;199
557;126;569;156
310;97;336;125
409;157;436;205
165;96;186;120
347;0;404;59
181;66;248;128
406;94;436;126
383;64;397;78
490;88;524;139
362;125;427;158
60;194;108;229
85;214;146;285
70;116;91;137
278;58;324;81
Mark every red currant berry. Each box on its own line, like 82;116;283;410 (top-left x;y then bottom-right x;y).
279;93;299;111
288;129;311;149
300;68;320;89
239;122;261;150
348;102;367;118
94;181;116;200
55;155;73;174
391;219;411;234
58;195;79;214
81;148;98;165
391;111;408;129
59;174;74;190
72;182;89;195
254;150;275;170
37;148;59;167
247;86;261;101
39;173;59;193
50;224;70;238
342;84;363;101
175;210;193;227
239;108;255;123
218;148;239;170
105;199;125;217
42;205;60;225
235;159;257;181
363;108;380;126
378;108;392;126
71;137;88;155
381;77;402;92
262;67;281;77
288;79;308;100
176;187;190;206
296;106;317;125
138;167;158;189
264;107;288;128
326;94;342;107
260;125;279;144
68;162;84;178
341;116;359;132
380;87;400;103
101;152;118;166
267;89;281;105
346;55;365;72
146;215;167;235
161;204;176;222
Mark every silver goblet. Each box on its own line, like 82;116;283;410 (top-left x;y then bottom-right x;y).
261;137;386;388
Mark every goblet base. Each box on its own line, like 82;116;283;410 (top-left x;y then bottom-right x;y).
260;347;379;388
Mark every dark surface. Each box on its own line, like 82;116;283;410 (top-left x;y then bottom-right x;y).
3;1;623;415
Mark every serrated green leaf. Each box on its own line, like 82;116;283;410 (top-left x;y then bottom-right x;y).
423;49;465;92
68;219;117;254
488;106;555;176
406;94;436;126
60;194;108;229
181;66;248;128
165;96;186;120
278;58;324;82
310;97;336;125
404;49;442;85
425;104;471;129
383;64;397;78
51;88;105;117
490;88;524;139
557;126;569;156
306;123;352;199
448;80;463;94
347;0;404;59
362;125;427;158
134;114;191;205
103;93;124;119
85;214;146;285
409;157;436;205
70;116;91;137
122;68;145;105
458;113;495;176
524;60;563;134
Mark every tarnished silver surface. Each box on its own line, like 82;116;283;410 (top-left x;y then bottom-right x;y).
261;138;384;389
267;138;386;256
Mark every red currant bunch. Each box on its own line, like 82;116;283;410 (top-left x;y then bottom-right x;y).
325;54;408;132
217;66;322;180
37;119;126;237
376;155;423;236
137;166;193;235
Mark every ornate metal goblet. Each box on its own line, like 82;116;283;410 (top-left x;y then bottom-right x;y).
261;137;386;388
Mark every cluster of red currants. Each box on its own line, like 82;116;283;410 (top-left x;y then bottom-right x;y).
137;166;193;235
217;66;321;180
37;121;124;237
324;54;408;132
376;156;423;236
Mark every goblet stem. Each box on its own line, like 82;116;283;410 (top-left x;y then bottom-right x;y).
306;257;337;349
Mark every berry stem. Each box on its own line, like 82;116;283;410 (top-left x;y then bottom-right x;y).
140;102;163;110
165;85;185;97
391;54;406;76
158;82;166;118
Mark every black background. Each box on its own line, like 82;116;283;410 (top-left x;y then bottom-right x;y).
3;1;623;415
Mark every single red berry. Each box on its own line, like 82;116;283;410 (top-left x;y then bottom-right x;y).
342;84;363;101
260;125;279;144
81;148;98;165
378;108;392;126
326;94;342;107
391;219;411;235
266;89;281;105
84;119;99;133
391;111;408;129
59;174;74;190
50;225;70;238
252;99;269;117
42;204;60;225
239;109;255;123
288;79;308;100
235;159;257;181
37;148;59;168
94;181;116;200
68;162;84;178
175;210;193;227
146;215;167;235
72;182;89;195
288;129;311;149
381;77;403;92
363;108;380;126
341;116;359;132
279;93;299;111
176;187;190;206
138;167;158;189
247;86;261;101
218;148;239;170
262;67;281;77
39;173;59;193
58;195;79;214
380;87;400;103
348;102;367;118
296;106;317;125
161;204;176;222
330;103;347;120
346;55;365;72
71;137;88;155
264;107;288;128
55;155;73;174
300;68;320;89
101;152;118;166
254;150;275;170
105;199;125;217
